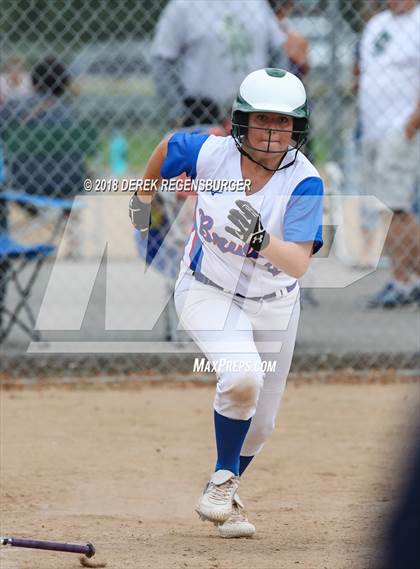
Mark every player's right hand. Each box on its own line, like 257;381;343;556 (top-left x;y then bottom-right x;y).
129;194;151;238
225;200;270;254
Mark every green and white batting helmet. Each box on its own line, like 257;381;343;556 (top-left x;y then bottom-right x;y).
231;68;309;170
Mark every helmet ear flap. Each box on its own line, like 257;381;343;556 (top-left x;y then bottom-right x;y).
232;111;248;137
292;117;308;145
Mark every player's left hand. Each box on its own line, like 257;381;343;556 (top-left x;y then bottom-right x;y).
225;200;270;253
129;193;151;238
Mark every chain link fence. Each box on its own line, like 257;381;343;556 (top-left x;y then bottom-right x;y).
1;0;419;379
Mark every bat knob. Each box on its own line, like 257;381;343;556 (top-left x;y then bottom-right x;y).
85;543;96;558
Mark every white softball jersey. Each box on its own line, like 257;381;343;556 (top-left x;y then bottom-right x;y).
162;132;324;298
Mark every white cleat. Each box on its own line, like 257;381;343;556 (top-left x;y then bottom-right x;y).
217;494;255;539
196;469;240;523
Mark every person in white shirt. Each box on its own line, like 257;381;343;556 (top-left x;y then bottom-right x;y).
151;0;285;126
357;0;420;307
129;68;323;538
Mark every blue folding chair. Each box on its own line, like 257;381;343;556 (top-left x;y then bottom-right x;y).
0;190;79;241
0;234;54;342
0;190;83;343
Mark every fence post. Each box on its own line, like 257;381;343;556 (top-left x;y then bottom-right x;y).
326;0;344;165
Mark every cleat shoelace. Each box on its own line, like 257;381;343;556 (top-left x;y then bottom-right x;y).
208;480;236;504
228;503;248;523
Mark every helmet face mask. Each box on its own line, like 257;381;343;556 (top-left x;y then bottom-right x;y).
232;112;308;153
231;68;310;172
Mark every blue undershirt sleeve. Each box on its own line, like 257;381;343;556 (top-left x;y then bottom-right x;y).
283;176;324;254
161;131;209;179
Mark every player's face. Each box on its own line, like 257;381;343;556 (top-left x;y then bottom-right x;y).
246;112;293;154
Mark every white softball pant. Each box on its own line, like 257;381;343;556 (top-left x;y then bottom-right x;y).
174;269;300;456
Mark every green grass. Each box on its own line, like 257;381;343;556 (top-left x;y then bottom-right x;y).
128;129;164;168
91;127;165;172
310;130;329;165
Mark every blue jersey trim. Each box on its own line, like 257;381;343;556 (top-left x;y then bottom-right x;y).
189;222;203;272
189;237;203;272
283;176;324;254
161;132;209;179
188;199;203;272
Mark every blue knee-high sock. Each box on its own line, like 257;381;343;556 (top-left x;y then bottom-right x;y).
239;455;254;476
214;410;252;476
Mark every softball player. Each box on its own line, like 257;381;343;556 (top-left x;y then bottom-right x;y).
130;68;323;538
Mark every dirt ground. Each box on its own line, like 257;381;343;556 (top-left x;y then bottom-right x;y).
0;379;419;569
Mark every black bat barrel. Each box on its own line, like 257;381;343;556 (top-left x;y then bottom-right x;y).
1;537;95;558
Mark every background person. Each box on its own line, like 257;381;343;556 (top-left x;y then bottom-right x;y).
356;0;420;308
0;56;86;205
269;0;310;79
0;56;90;258
151;0;286;127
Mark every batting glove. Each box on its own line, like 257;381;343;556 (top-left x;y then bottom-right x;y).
225;200;270;254
129;193;151;237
